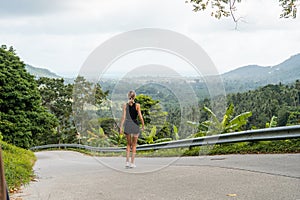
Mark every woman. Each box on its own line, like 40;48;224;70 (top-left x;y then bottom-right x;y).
120;90;144;168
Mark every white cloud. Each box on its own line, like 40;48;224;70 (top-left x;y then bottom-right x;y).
0;0;299;77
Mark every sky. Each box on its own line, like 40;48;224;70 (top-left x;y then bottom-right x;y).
0;0;300;77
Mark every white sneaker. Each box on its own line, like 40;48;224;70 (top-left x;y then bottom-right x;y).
129;163;136;168
125;162;130;168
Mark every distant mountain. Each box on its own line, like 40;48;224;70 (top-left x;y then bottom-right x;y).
25;64;74;83
24;53;300;93
25;64;61;79
222;54;300;93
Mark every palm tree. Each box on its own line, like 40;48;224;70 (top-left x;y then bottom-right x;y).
108;129;127;147
86;127;110;147
266;116;278;128
188;103;252;137
140;126;157;144
173;125;179;140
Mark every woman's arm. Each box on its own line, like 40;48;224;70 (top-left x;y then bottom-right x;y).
119;103;126;134
136;103;145;131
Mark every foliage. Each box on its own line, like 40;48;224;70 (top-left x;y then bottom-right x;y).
97;118;118;136
1;141;36;190
279;0;299;18
85;127;110;147
0;46;58;148
72;76;108;140
37;77;76;144
187;0;242;20
183;139;300;156
156;121;171;139
227;81;300;129
287;111;300;125
188;103;252;137
136;83;181;126
102;77;300;134
187;0;299;21
266;116;278;128
2;46;298;150
108;129;126;146
173;125;179;140
135;94;160;125
141;126;157;144
135;94;171;143
154;138;173;143
140;124;174;144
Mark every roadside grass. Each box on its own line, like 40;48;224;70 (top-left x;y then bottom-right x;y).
138;139;300;156
182;139;300;156
1;141;36;191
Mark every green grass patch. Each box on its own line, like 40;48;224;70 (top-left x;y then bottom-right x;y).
137;148;186;157
1;141;36;190
183;139;300;156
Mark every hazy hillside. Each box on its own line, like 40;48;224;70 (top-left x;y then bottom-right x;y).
24;53;300;93
25;64;74;83
25;64;61;79
222;54;300;93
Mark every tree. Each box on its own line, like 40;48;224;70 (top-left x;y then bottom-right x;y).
98;118;117;136
266;116;278;128
135;94;168;143
108;129;127;147
156;121;171;139
187;0;299;25
86;127;110;147
0;46;58;148
287;111;300;125
279;0;299;18
37;77;76;144
226;81;300;128
188;103;252;137
135;94;159;124
172;125;179;140
140;126;157;144
72;76;108;138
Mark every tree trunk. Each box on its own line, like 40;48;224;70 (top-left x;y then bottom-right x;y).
0;146;8;200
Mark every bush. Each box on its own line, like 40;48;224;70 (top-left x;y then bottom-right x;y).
1;141;36;190
183;139;300;156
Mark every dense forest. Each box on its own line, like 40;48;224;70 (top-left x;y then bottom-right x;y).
134;80;300;137
227;82;300;129
0;46;58;148
0;46;299;149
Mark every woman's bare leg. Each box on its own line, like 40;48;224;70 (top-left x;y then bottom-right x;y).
126;134;132;163
131;134;139;164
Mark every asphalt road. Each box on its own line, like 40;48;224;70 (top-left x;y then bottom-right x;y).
13;151;300;200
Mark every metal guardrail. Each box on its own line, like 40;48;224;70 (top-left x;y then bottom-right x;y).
30;125;300;152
